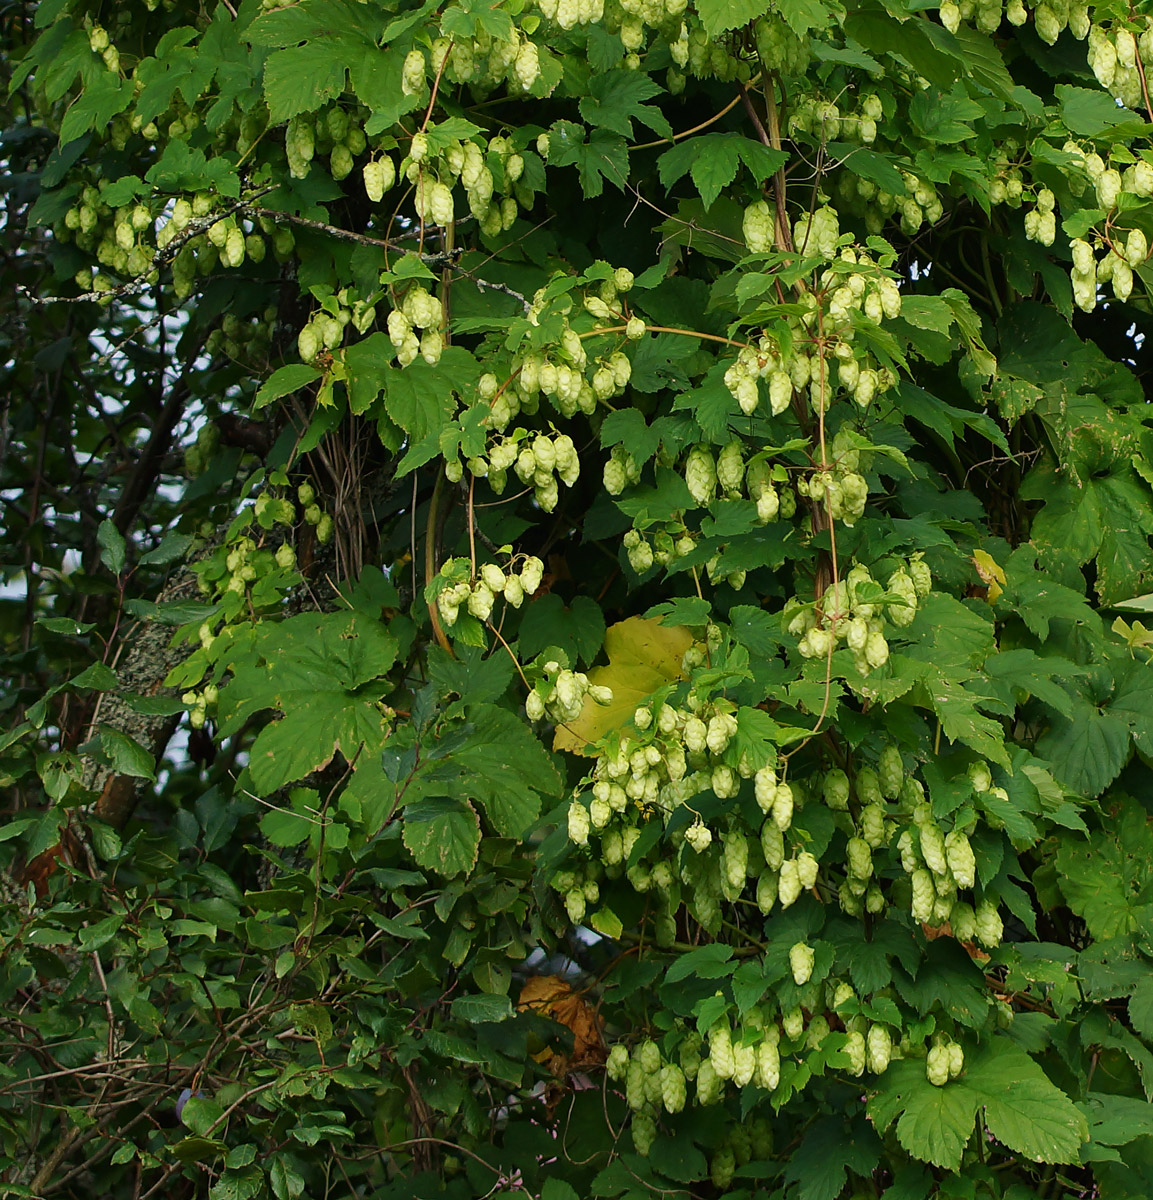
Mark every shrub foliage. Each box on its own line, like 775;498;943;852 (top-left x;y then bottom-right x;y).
4;0;1153;1195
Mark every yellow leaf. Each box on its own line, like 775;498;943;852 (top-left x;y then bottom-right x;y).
972;549;1005;604
552;616;693;755
1113;616;1153;653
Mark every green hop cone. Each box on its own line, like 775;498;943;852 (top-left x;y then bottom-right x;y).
778;859;802;908
782;1007;804;1041
710;1147;736;1189
684;445;717;506
823;768;850;809
660;1063;686;1113
945;830;976;888
567;800;591;846
919;823;947;875
844;1030;867;1076
625;1057;647;1111
847;836;873;880
754;764;777;812
732;1040;756;1087
606;1043;629;1081
948;1042;964;1078
631;1113;656;1156
722;829;748;894
772;782;794;831
926;1044;950;1086
696;1057;722;1104
866;1024;892;1073
856;765;883;806
789;941;815;985
708;1022;735;1079
911;868;935;922
754;1038;780;1090
878;745;903;799
974;897;1003;947
638;1039;660;1076
860;803;886;849
761;819;784;868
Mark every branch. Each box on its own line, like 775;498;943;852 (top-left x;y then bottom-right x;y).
17;185;277;308
242;205;464;270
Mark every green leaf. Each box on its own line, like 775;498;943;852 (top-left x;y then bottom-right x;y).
869;1059;976;1171
452;992;513;1023
385;347;479;442
518;594;607;667
37;616;96;636
543;1180;580;1200
666;943;734;983
1129;978;1153;1041
578;71;672;140
246;691;385;793
172;1136;228;1164
983;648;1081;719
1056;85;1147;136
445;705;562;836
1081;1092;1153;1151
778;0;835;34
138;531;195;566
784;1115;882;1200
89;821;122;860
908;86;984;144
97;519;126;575
1056;798;1153;939
1036;698;1130;800
259;802;316;848
71;661;119;690
695;0;771;38
144;138;240;197
403;798;481;877
255;364;321;410
263;43;349;122
548;123;630;198
590;907;624;939
600;408;661;465
835;144;907;195
963;1041;1087;1164
59;72;131;143
98;726;156;781
658;134;787;209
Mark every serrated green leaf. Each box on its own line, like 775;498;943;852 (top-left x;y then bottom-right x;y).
71;661;119;690
666;943;734;983
255;364;321;411
99;726;156;781
403;799;481;877
1056;798;1153;939
578;71;671;140
59;72;131;143
658;134;787;209
784;1115;882;1200
259;803;316;848
519;594;607;668
263;43;349;123
1056;84;1147;136
696;0;771;37
869;1059;976;1171
964;1041;1087;1164
1037;699;1129;800
1130;979;1153;1041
